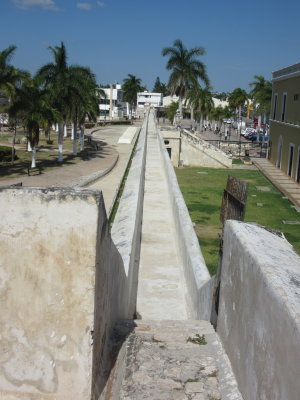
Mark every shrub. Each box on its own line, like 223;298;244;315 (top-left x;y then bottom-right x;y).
0;146;17;162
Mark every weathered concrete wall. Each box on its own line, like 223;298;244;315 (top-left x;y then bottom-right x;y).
111;113;147;318
0;187;128;400
157;126;212;320
217;220;300;400
181;129;232;168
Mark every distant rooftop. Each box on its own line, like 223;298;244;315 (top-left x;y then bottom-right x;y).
272;62;300;80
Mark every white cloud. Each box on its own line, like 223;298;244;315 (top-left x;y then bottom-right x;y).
12;0;59;10
76;2;92;10
97;1;105;7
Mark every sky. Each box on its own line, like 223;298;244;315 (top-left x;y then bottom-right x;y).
1;0;300;93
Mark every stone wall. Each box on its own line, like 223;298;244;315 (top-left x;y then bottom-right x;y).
157;126;211;319
217;220;300;400
111;114;147;318
181;129;232;168
0;187;128;400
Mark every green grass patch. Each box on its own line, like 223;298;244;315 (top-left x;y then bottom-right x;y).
232;158;243;165
108;132;140;227
175;166;300;275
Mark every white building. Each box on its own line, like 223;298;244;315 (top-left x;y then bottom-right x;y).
98;84;129;120
137;92;163;108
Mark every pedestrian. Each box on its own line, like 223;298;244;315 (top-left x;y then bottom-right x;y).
225;130;228;141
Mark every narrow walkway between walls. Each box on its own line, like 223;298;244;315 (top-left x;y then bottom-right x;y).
136;112;188;320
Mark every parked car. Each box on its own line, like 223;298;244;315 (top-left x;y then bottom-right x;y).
248;134;269;143
241;127;256;136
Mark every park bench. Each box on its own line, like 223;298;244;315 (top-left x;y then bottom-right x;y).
27;164;42;176
10;182;23;187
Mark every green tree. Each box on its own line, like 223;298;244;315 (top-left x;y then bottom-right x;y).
228;88;248;132
153;76;168;96
9;76;58;168
162;39;209;116
37;42;97;161
0;45;29;99
122;74;144;117
166;101;179;123
186;86;213;131
249;75;272;131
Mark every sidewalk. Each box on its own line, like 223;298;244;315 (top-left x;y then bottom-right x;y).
0;125;139;214
254;158;300;208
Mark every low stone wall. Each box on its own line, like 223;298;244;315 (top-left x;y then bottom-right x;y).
111;114;147;318
181;129;232;168
157;126;211;320
0;187;129;400
217;220;300;400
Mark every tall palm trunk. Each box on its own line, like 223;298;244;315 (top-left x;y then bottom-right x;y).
11;125;17;165
73;121;77;156
31;146;37;168
178;97;183;116
190;106;194;122
200;112;204;132
80;125;85;151
58;123;64;162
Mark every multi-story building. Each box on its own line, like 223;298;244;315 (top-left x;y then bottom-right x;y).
98;84;129;120
137;92;163;109
269;63;300;183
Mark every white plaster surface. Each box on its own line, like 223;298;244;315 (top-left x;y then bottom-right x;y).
0;187;129;400
136;113;188;320
118;126;137;144
217;220;300;400
157;124;211;320
111;116;147;317
181;129;232;168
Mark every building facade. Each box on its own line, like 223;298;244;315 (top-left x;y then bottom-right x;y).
269;63;300;183
98;84;129;120
137;92;163;109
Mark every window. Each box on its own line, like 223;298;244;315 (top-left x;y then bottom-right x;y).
273;93;278;120
281;93;287;122
294;94;299;101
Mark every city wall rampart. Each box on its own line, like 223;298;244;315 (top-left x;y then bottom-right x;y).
1;112;300;399
217;220;300;400
157;126;212;319
0;117;148;399
0;187;122;399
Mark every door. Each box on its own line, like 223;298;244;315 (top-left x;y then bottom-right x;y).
287;144;294;177
276;136;282;168
297;147;300;183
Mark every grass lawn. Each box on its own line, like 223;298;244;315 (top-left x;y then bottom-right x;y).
0;131;95;181
175;166;300;276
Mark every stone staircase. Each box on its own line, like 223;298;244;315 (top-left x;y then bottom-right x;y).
101;320;243;400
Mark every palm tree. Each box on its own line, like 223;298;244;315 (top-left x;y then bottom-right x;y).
9;76;58;168
0;45;29;98
0;45;29;133
228;88;248;133
249;75;272;132
37;42;97;161
68;66;98;155
186;86;213;131
122;74;143;117
162;39;209;117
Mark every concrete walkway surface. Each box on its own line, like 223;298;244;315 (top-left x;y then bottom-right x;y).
136;114;188;320
114;319;242;400
0;124;139;214
254;158;300;208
